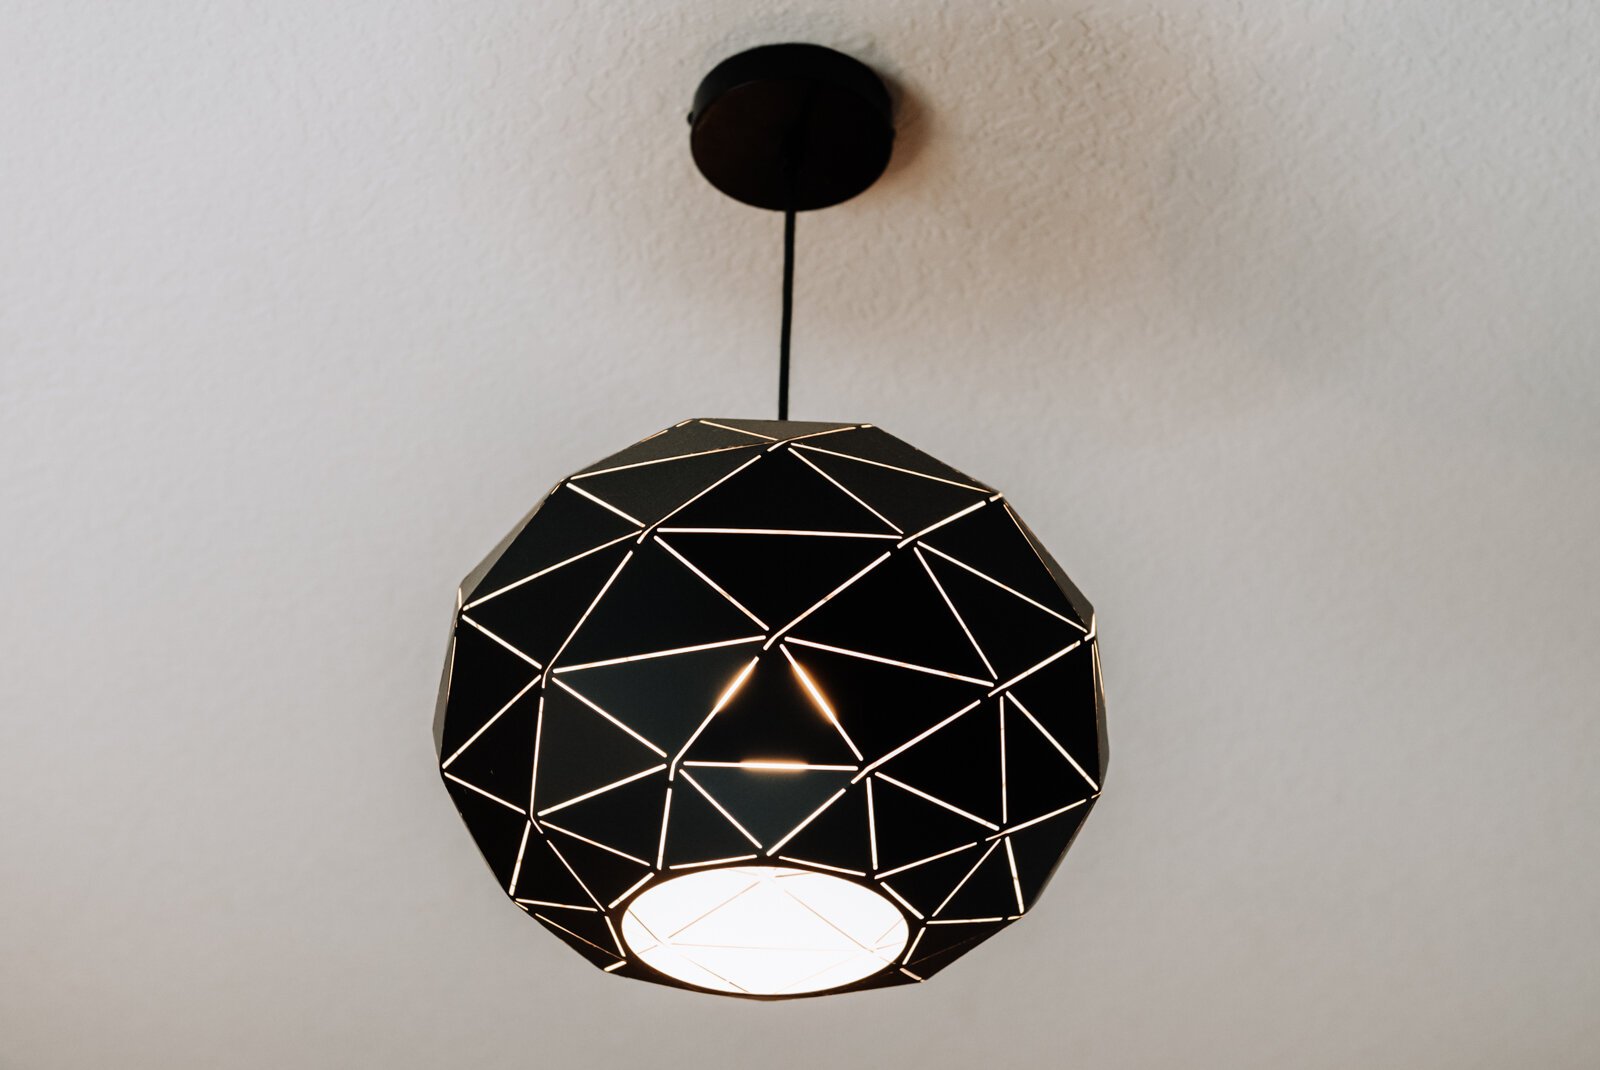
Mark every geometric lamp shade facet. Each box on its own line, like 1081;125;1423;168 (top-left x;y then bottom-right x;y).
435;418;1105;998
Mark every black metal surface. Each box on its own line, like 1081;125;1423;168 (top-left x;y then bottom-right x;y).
689;43;895;211
434;419;1106;999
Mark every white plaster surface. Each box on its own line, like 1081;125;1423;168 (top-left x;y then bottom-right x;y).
3;2;1598;1067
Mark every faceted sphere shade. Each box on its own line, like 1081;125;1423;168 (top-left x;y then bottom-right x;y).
434;418;1105;998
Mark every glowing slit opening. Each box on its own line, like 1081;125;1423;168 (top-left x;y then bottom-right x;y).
620;866;908;996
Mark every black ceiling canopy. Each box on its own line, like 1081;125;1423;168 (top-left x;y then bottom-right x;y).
435;420;1105;998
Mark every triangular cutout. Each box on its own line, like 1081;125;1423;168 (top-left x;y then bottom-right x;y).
556;541;762;668
871;775;991;873
795;447;993;536
924;549;1087;683
569;446;762;526
666;448;898;534
537;770;667;864
464;485;639;604
442;686;538;810
920;504;1086;629
878;698;1003;827
682;654;860;767
786;551;994;683
934;844;1017;919
791;428;990;489
464;539;631;667
542;825;653;908
905;922;1008;977
437;620;539;761
660;532;888;631
877;843;984;916
1003;697;1098;827
699;418;856;441
511;827;593;906
781;643;987;766
662;779;762;867
683;766;855;849
533;685;663;814
442;777;526;891
1007;643;1105;787
555;643;758;755
528;904;621;967
1007;803;1092;910
776;784;872;874
908;919;1009;965
575;421;767;475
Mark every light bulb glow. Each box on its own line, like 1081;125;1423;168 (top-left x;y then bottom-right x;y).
620;866;908;995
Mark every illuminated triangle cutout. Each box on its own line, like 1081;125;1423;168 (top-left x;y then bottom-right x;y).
682;655;859;767
684;766;854;848
465;540;631;668
533;685;662;814
924;550;1086;683
555;643;757;755
878;698;1003;827
569;446;762;526
660;532;888;631
1002;696;1097;827
666;448;898;534
663;779;762;866
871;775;990;873
465;485;638;604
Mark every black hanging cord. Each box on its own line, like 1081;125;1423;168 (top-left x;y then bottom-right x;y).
778;205;795;420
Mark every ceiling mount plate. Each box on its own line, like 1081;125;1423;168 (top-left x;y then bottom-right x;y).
689;43;895;212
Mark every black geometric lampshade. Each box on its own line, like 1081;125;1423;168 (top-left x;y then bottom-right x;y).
434;418;1105;998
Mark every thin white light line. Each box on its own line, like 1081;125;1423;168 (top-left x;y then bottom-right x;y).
555;635;764;673
668;877;762;939
602;960;627;973
697;419;774;440
903;926;928;962
1004;836;1026;916
875;841;980;880
780;645;864;761
506;820;532;895
442;772;525;814
787;638;992;687
986;797;1090;839
987;641;1083;697
782;885;886;958
998;698;1009;825
550;676;668;757
441;674;540;769
763;550;893;649
646;454;763;529
565;481;646;527
791;442;992;492
852;699;985;782
913;546;997;679
535;763;667;818
918;543;1088;632
899;967;925;982
773;424;865;446
545;549;634;670
463;531;639;610
876;774;999;831
866;778;880;872
541;833;606;911
532;913;619;959
926;917;1007;924
654;536;768;629
458;615;543;667
666;854;759;871
676;770;763;849
787;448;904;534
765;788;848;855
656;527;897;539
896;499;988;549
655;786;673;870
932;840;1001;918
775;856;866;877
1009;692;1100;791
572;443;755;479
527;691;545;814
540;821;653;867
608;871;657;909
877;880;922;919
670;656;758;772
681;761;857;772
515;899;599;912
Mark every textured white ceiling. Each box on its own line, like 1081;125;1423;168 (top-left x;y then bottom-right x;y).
3;2;1598;1067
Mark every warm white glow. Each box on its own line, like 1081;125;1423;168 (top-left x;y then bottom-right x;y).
620;866;908;995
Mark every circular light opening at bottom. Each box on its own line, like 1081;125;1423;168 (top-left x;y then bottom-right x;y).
620;865;909;996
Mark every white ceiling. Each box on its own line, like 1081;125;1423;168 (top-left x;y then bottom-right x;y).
4;2;1598;1067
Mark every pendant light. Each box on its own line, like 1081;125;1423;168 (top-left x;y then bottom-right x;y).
434;43;1106;999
